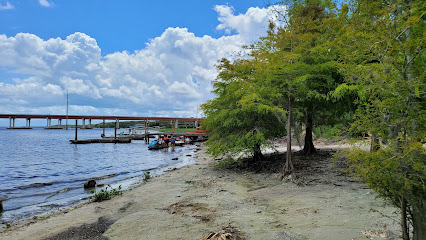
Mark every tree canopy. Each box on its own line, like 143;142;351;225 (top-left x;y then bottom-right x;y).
201;0;425;238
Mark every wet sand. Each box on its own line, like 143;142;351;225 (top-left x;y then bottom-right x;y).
0;144;400;240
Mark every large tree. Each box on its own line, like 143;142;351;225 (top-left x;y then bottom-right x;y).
334;0;425;239
201;57;286;164
269;0;348;155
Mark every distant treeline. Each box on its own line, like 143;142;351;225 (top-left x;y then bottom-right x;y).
92;120;196;129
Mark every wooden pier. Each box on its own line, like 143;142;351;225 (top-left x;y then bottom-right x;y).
70;138;132;144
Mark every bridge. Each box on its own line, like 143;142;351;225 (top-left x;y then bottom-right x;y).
0;114;202;130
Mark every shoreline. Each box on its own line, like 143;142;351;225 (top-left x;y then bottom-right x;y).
0;143;400;240
0;143;199;225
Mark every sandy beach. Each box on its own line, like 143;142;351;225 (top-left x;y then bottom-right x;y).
0;143;401;240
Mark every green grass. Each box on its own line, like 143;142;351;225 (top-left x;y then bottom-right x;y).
160;128;195;133
90;185;122;202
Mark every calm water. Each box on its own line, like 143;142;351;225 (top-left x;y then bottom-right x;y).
0;127;197;222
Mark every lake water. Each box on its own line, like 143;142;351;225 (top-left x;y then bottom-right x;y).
0;127;198;223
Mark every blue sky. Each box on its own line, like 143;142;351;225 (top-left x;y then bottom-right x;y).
1;0;268;54
0;0;281;126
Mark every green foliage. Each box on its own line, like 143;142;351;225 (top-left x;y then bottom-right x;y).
201;58;287;161
264;0;353;155
92;120;181;129
160;128;192;133
202;0;355;162
335;0;426;238
144;171;151;180
346;143;426;222
313;124;346;140
90;185;122;202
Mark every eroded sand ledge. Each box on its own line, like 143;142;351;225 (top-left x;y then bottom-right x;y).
0;144;400;240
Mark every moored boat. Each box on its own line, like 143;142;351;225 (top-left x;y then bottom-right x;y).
148;140;164;150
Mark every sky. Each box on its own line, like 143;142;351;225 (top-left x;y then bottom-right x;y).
0;0;283;126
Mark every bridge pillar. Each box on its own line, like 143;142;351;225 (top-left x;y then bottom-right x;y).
116;119;119;129
9;117;16;128
26;118;31;128
46;118;51;128
82;118;86;129
58;119;62;128
88;119;92;129
175;120;178;129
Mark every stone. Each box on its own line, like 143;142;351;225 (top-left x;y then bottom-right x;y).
0;196;9;212
84;180;96;188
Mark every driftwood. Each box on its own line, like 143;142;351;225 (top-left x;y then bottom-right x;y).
198;231;232;240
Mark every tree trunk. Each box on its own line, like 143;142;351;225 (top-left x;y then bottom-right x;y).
253;143;263;163
285;96;294;173
401;197;409;240
302;110;316;155
370;136;380;152
412;203;426;240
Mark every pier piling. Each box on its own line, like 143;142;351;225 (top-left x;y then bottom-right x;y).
75;120;78;141
103;119;105;137
114;119;117;139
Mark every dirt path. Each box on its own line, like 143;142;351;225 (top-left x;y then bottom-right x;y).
0;145;400;240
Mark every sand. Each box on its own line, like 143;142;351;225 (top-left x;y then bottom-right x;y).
0;144;401;240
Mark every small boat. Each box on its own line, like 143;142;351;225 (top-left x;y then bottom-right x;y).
174;138;185;146
148;140;164;150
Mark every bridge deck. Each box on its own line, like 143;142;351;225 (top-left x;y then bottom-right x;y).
0;114;202;122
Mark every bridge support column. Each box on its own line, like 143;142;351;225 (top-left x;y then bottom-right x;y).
58;119;62;128
116;119;119;129
8;117;16;129
175;120;178;130
88;119;92;129
47;118;51;128
82;118;86;129
26;118;31;128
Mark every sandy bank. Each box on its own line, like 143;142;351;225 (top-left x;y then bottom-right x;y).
0;144;400;240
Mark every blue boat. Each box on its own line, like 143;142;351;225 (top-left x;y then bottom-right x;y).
148;140;164;150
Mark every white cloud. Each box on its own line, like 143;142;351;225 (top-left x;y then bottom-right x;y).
0;1;14;10
38;0;52;7
215;5;287;42
0;5;281;120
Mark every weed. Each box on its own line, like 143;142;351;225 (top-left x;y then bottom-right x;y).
144;171;151;180
90;185;122;202
6;223;11;228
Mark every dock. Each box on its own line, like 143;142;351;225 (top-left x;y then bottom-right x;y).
70;138;132;144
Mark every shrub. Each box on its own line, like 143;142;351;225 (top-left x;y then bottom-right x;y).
90;185;122;202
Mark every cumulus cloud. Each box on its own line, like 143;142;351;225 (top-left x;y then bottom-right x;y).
0;5;282;119
0;1;14;10
215;5;286;42
38;0;52;7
